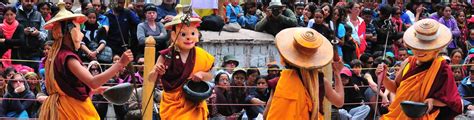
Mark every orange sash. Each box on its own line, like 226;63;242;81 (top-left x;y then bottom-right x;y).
159;47;214;120
381;57;444;120
267;69;324;120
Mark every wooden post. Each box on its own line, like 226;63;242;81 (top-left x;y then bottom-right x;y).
142;36;156;120
321;64;332;120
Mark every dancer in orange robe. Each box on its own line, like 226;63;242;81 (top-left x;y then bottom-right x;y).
39;1;134;120
264;27;345;120
148;5;214;120
377;19;462;120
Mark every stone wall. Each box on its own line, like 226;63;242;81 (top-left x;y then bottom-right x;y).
200;29;280;73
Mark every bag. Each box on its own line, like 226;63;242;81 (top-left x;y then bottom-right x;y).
200;14;225;31
223;22;241;32
97;46;113;63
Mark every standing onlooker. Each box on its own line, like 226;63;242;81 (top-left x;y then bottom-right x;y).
0;6;25;69
301;2;316;27
2;73;35;118
130;1;145;21
16;0;47;71
137;4;168;57
37;2;52;22
80;8;111;63
373;5;403;53
438;5;461;54
346;2;366;55
331;6;347;59
106;0;140;56
255;1;297;36
157;0;177;24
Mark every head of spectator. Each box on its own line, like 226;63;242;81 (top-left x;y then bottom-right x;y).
451;49;464;65
91;0;102;12
441;5;452;19
360;53;374;69
7;73;29;96
21;0;37;12
434;3;445;16
454;10;466;25
266;0;284;20
346;2;361;19
43;41;53;57
379;4;393;20
267;63;280;79
255;75;268;92
313;8;324;25
294;1;305;16
215;72;230;91
3;67;16;80
136;54;144;75
3;5;17;27
398;48;409;61
469;66;474;81
321;3;332;23
38;2;52;22
87;61;102;76
303;2;317;21
246;67;260;86
232;69;247;86
64;0;73;11
222;55;239;74
350;59;363;76
469;29;474;41
24;72;39;90
374;56;392;68
452;66;464;82
392;6;402;19
332;6;346;24
133;1;145;19
244;2;257;15
163;0;176;6
144;4;157;22
361;8;373;23
340;67;352;85
80;1;93;14
111;0;126;13
84;8;97;24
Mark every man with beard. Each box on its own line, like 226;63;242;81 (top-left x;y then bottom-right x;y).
130;1;145;21
106;0;140;56
16;0;47;72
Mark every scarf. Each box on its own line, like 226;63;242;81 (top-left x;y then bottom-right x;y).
2;19;18;39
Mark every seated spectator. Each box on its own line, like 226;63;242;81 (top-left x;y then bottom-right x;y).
373;5;403;53
246;67;260;88
226;0;245;25
459;67;474;116
245;75;269;118
230;69;248;118
157;0;177;23
125;87;162;120
242;2;259;29
266;63;280;80
81;8;112;63
0;71;5;98
137;4;168;55
23;72;40;118
453;66;465;82
208;72;239;119
255;1;297;36
451;49;464;65
438;5;461;54
215;55;239;77
2;73;35;118
362;8;375;52
341;24;358;64
294;1;305;26
466;29;474;50
338;67;370;120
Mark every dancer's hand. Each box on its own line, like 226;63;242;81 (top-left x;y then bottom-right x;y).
332;60;344;74
189;72;205;82
381;96;390;107
154;63;167;76
424;98;434;114
376;64;388;83
119;50;134;66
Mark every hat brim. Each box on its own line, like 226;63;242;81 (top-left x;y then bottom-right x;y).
403;24;452;51
44;14;87;30
164;18;201;30
275;28;333;69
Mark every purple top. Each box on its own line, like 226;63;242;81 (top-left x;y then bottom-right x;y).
438;16;461;48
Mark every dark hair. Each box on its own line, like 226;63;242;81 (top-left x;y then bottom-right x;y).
346;2;358;13
305;2;317;19
379;4;392;16
321;3;332;23
359;53;372;63
350;59;363;68
3;6;16;14
451;49;464;58
143;3;157;13
37;2;52;10
361;8;372;15
247;67;260;77
84;8;97;16
44;40;53;47
214;72;229;85
314;8;323;15
254;75;268;85
391;6;401;15
2;67;16;78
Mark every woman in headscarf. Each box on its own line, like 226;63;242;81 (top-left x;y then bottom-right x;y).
38;1;133;119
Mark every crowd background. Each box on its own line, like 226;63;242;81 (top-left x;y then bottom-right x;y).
0;0;474;119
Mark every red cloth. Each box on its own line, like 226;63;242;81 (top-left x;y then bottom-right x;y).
1;19;19;39
357;20;367;56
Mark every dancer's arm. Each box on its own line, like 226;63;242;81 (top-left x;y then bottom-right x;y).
325;61;345;108
70;50;133;89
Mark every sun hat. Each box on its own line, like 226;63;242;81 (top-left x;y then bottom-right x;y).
403;19;452;51
43;0;87;30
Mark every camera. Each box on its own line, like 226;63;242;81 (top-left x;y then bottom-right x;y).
271;7;281;17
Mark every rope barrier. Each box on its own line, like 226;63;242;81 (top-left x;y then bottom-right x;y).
2;58;474;71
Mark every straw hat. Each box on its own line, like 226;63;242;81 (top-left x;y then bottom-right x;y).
275;28;333;69
164;4;201;30
403;19;452;51
43;0;87;30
